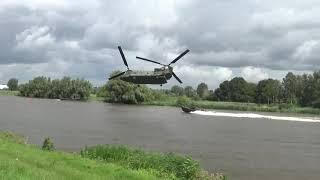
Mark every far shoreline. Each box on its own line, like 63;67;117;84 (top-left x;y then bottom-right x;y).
1;90;320;116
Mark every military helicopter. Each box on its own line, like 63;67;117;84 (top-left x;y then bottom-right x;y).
108;46;190;85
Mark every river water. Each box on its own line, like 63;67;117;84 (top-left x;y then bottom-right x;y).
1;96;320;180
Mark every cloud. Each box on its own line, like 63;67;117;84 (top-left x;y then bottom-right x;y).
171;65;233;89
241;66;269;83
0;0;319;88
15;26;55;50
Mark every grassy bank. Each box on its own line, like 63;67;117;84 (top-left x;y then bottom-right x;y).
0;90;19;96
143;97;320;115
0;132;161;180
89;94;105;102
0;132;225;180
81;145;225;179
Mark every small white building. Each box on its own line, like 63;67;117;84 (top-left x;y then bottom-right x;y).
0;84;8;90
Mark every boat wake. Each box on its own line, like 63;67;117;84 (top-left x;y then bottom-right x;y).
191;110;320;123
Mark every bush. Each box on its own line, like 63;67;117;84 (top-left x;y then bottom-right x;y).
80;145;201;179
176;96;192;107
105;79;161;104
312;99;320;108
0;131;25;144
278;103;295;110
42;137;55;151
19;76;92;100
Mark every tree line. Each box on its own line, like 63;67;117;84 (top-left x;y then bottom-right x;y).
4;70;320;108
166;71;320;108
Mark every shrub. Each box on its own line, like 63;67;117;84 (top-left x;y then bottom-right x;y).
19;76;92;100
80;145;201;179
42;137;55;151
278;103;295;110
312;99;320;108
176;96;191;107
0;131;25;144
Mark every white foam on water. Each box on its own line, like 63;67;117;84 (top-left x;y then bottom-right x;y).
191;110;320;123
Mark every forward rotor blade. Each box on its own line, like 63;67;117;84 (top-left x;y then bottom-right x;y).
108;71;126;80
169;49;190;65
172;72;182;84
118;46;129;69
136;56;164;66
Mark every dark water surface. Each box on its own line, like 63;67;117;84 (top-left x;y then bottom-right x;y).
1;96;320;180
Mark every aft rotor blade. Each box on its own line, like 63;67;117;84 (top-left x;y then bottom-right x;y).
108;71;126;80
136;56;164;66
118;46;129;69
172;72;182;84
169;49;190;65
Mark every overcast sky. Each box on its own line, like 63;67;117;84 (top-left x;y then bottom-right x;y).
0;0;319;89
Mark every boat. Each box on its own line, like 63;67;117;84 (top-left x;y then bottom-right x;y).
181;106;196;113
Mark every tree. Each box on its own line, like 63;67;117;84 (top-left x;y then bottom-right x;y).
283;72;298;104
184;86;197;98
171;85;184;96
246;83;257;102
228;77;256;102
214;78;256;102
196;82;209;99
214;81;230;101
299;71;320;107
7;78;18;91
206;90;216;101
256;79;281;104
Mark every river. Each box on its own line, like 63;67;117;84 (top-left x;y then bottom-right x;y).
1;96;320;180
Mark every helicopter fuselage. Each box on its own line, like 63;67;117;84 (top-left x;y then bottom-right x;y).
120;66;173;84
108;46;188;84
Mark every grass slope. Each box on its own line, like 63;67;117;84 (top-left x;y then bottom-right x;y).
0;134;161;180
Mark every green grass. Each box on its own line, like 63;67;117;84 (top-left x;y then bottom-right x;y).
0;132;165;180
0;90;19;96
0;132;225;180
89;94;105;102
81;145;199;179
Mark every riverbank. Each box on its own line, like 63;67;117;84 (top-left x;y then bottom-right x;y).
0;91;104;102
89;94;105;102
0;90;19;96
3;90;319;115
142;97;320;115
0;132;224;180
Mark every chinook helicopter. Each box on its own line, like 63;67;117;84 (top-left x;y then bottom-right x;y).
108;46;190;85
